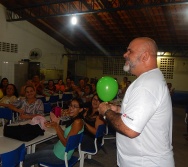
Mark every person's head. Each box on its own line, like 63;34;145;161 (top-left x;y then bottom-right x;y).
1;78;9;88
58;79;63;85
127;81;131;87
24;85;36;99
32;75;40;83
123;77;128;83
123;37;158;77
91;94;103;110
84;77;89;84
26;80;33;86
48;80;54;86
79;79;85;88
66;78;71;85
5;84;19;97
91;82;96;93
84;84;92;95
167;83;172;89
68;98;84;118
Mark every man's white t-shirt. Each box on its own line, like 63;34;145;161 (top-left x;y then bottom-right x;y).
117;68;174;167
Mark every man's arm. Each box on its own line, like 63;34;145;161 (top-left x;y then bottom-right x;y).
105;110;139;138
99;102;140;138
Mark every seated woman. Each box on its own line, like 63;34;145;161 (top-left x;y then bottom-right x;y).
0;78;9;97
81;94;105;151
24;97;84;167
81;84;93;108
55;79;65;93
43;79;57;96
7;85;44;120
0;84;19;106
32;75;44;95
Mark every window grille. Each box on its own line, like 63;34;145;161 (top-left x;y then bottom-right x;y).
159;58;174;79
0;42;18;53
103;57;134;76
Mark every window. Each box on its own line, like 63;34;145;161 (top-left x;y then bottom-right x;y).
159;58;174;79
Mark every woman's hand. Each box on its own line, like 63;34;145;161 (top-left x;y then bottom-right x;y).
44;121;58;128
50;112;60;123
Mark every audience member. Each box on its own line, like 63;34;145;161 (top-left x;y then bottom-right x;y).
120;76;128;90
91;82;97;94
0;84;19;106
167;82;175;97
0;77;9;95
0;88;3;99
78;78;85;92
24;97;84;166
32;75;44;95
184;105;188;138
84;77;90;84
64;77;72;92
7;85;44;120
43;80;56;96
55;79;65;93
81;84;93;107
81;94;105;150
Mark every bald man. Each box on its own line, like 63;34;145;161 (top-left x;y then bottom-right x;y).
99;37;174;167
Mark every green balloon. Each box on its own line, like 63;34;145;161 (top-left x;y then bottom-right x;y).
96;76;118;102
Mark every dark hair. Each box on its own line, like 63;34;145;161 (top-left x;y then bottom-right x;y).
85;93;103;117
85;84;92;92
65;97;84;127
5;84;19;98
0;78;9;88
48;80;54;84
24;85;35;92
92;93;103;103
71;97;84;109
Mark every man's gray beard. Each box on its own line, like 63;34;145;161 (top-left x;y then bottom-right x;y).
123;64;130;72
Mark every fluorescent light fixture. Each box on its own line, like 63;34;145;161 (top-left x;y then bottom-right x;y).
157;52;164;56
71;16;77;25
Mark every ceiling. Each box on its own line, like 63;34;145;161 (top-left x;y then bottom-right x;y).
1;0;188;57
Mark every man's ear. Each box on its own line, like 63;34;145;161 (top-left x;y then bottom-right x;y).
141;51;149;62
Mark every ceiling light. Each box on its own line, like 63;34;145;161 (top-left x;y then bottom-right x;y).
71;16;77;25
157;52;164;56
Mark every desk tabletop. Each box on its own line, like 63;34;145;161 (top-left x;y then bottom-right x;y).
0;117;65;154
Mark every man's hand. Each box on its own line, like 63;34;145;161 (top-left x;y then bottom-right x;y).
98;102;110;116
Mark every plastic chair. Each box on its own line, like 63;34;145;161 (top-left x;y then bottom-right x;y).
37;96;47;103
1;143;26;167
79;124;106;167
60;93;73;108
43;102;52;115
104;123;116;140
39;132;83;167
49;95;59;107
0;107;13;126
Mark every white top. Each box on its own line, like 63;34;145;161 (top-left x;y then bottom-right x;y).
117;68;174;167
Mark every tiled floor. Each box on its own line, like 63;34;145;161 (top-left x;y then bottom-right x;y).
37;105;188;167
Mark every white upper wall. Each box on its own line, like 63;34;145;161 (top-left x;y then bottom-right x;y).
0;4;67;76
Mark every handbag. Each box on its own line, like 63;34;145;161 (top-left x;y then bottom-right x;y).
3;124;45;141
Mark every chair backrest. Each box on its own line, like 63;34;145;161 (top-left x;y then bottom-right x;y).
64;133;83;167
49;95;59;104
0;107;13;126
37;96;46;103
1;143;26;167
43;102;52;114
62;93;73;102
95;124;106;138
65;133;83;153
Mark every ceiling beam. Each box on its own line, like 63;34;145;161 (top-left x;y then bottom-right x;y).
5;0;188;22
